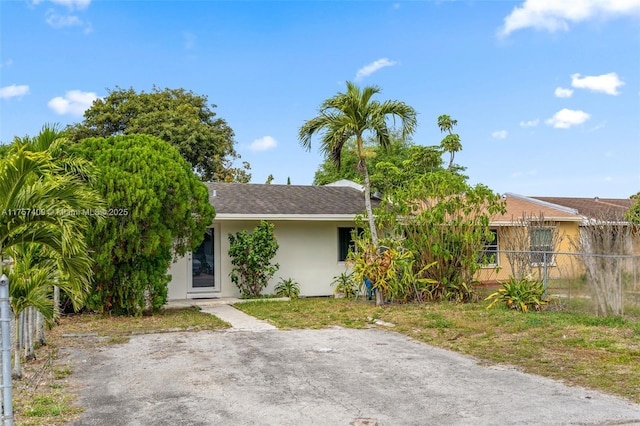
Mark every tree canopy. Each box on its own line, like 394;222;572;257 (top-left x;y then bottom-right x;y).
70;134;216;315
66;86;250;183
626;192;640;224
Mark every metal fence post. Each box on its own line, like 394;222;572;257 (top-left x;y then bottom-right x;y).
0;274;12;426
542;251;549;297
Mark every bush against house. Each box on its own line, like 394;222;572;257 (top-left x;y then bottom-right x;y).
228;221;279;297
70;134;215;315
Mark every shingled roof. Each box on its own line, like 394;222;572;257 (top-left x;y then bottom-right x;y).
490;194;582;224
205;182;377;219
531;197;632;221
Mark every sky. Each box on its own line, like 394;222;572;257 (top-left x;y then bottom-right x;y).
1;0;639;198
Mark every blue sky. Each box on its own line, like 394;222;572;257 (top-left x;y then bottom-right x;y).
1;0;639;198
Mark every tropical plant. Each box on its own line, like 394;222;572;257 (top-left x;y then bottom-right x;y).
299;82;417;245
626;191;640;224
228;221;279;298
331;272;358;298
300;82;417;306
0;125;102;376
485;275;547;312
70;134;215;315
348;238;437;303
368;116;505;302
437;114;462;170
274;277;300;298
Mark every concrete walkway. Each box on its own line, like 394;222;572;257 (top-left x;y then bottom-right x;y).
166;298;277;331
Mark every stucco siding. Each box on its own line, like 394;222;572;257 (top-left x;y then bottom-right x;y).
168;219;355;300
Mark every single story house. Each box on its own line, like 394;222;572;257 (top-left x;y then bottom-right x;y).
168;183;636;298
167;181;378;299
475;193;583;283
476;194;638;284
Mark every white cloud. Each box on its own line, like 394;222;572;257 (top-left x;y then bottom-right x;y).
571;72;625;95
45;10;92;33
46;11;82;28
249;136;277;152
519;118;540;127
0;84;30;99
498;0;640;37
48;90;98;116
545;108;591;128
492;130;508;140
0;59;13;68
33;0;91;10
554;87;573;98
355;58;397;81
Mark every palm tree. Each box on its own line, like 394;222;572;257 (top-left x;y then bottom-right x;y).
299;81;417;246
437;114;462;170
0;127;102;375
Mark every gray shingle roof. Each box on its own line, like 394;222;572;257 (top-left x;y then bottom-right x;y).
205;183;376;216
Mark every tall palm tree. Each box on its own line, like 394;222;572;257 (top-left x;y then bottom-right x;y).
437;114;462;170
299;81;417;246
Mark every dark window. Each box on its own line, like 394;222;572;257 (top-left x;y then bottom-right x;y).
338;227;361;261
530;227;554;264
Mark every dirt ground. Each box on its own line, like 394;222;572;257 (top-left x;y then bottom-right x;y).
62;327;640;426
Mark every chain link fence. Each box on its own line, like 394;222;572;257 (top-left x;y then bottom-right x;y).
481;250;640;317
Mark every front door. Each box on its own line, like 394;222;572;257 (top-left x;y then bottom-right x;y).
189;227;217;295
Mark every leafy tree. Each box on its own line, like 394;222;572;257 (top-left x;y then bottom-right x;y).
228;221;279;297
299;81;417;250
360;116;504;303
70;134;215;315
312;132;428;188
626;192;640;224
66;86;251;182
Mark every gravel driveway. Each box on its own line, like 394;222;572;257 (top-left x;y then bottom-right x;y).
65;326;640;426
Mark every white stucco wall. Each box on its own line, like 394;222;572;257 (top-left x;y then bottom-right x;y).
167;219;355;300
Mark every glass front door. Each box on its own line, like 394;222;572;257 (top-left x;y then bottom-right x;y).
191;228;215;291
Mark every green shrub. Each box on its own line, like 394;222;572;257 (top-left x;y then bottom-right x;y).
274;277;300;298
228;221;279;297
485;275;547;312
331;272;358;298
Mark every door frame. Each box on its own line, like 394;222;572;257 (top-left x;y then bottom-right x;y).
187;224;221;297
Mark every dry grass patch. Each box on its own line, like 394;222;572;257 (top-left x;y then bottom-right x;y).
238;298;640;403
14;306;230;425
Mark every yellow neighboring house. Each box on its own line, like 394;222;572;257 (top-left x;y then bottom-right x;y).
475;194;637;284
475;193;583;283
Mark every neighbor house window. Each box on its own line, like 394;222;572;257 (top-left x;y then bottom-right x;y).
530;227;554;264
338;227;361;262
479;229;499;266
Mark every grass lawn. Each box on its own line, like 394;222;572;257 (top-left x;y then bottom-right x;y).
236;297;640;403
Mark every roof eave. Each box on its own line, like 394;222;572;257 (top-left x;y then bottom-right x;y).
214;213;360;222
